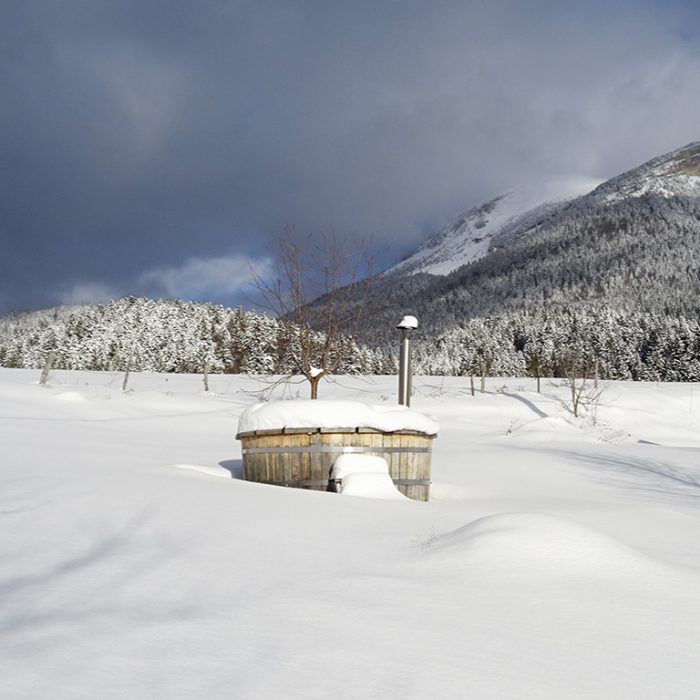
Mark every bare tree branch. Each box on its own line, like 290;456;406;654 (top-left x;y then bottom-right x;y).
253;225;374;398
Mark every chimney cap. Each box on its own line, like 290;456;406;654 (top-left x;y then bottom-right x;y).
396;315;418;330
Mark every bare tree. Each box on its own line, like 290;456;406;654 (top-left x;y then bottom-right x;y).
477;346;493;394
527;352;544;394
121;353;132;392
121;343;137;392
557;348;604;419
254;226;373;399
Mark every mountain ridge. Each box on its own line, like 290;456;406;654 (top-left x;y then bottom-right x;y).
387;142;700;282
351;141;700;346
386;175;602;277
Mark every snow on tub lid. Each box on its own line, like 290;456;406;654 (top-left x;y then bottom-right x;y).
237;400;439;436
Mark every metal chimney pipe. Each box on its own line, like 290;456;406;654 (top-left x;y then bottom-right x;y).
397;316;418;406
398;330;411;406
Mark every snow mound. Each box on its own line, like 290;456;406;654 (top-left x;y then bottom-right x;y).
427;513;653;576
340;472;408;499
54;391;88;402
238;400;438;435
331;454;389;479
511;416;581;441
331;454;407;500
172;464;232;479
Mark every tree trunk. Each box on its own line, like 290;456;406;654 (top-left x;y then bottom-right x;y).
469;375;475;397
536;374;541;394
39;351;55;386
594;358;599;389
122;359;131;392
310;375;320;399
203;361;210;392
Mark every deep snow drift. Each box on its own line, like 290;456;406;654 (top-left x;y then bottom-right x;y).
1;369;700;699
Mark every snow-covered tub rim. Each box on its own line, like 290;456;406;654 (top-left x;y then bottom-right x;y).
236;399;439;437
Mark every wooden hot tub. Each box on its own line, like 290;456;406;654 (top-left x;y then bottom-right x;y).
236;399;438;501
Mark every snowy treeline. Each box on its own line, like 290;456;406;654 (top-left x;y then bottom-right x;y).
414;305;700;381
3;297;700;382
0;297;390;375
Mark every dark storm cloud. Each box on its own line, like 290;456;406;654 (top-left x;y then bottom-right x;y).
2;0;700;312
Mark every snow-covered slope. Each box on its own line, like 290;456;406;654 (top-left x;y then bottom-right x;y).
388;176;600;276
388;141;700;279
594;141;700;202
2;368;700;699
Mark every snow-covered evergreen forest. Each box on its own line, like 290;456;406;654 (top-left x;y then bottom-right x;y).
416;305;700;381
2;296;700;382
0;297;389;376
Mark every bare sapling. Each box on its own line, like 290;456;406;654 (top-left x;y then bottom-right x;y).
459;349;477;397
593;357;599;390
254;225;373;399
479;355;490;394
122;353;133;392
524;333;553;394
557;350;605;420
528;354;543;393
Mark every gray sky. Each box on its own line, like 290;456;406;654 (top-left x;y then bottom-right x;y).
2;0;700;313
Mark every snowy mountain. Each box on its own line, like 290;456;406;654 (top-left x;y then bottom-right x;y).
387;142;700;281
388;176;601;276
353;141;700;346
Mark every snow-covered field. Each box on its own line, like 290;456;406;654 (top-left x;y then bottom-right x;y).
2;368;700;699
